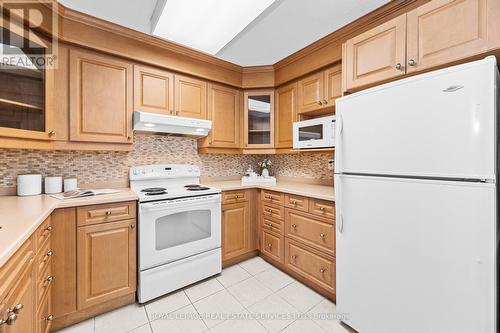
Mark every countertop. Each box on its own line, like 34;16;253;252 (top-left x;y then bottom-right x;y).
0;189;137;267
202;180;334;202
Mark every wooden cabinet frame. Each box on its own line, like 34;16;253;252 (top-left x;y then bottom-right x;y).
243;90;275;149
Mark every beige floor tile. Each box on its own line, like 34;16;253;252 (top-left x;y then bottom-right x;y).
150;304;207;333
216;265;251;288
247;294;300;333
128;323;153;333
238;257;273;275
227;277;273;307
184;277;224;303
55;319;94;333
281;319;325;333
307;298;339;332
94;304;148;333
209;313;267;333
145;290;191;321
193;289;245;328
277;282;324;313
254;266;294;292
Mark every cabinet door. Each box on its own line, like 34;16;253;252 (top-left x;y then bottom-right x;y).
174;75;207;119
77;219;136;309
203;84;241;148
1;265;36;333
324;65;342;107
222;202;250;262
344;15;406;91
133;65;174;115
406;0;498;73
297;72;324;113
244;90;275;148
275;82;297;148
69;49;133;143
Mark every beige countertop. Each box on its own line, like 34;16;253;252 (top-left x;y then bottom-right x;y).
0;189;137;267
202;180;334;202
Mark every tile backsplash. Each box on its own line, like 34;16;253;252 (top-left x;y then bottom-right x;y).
0;134;333;190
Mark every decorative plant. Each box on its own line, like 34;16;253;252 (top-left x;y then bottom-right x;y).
258;159;272;169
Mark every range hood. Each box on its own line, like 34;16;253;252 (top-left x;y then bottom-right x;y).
133;111;212;137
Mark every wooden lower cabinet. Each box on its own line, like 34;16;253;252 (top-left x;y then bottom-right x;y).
77;219;136;310
36;293;52;333
260;230;284;264
222;201;250;262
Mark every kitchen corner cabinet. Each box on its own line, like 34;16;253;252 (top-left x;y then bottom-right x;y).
174;75;207;119
275;82;297;148
243;90;275;149
200;84;241;149
343;0;500;92
297;64;342;115
133;64;174;115
69;49;133;144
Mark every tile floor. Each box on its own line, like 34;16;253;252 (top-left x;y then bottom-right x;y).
56;257;353;333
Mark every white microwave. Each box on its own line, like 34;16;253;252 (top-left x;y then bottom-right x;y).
293;115;335;149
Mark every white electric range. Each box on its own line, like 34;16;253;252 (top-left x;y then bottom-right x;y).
130;164;222;303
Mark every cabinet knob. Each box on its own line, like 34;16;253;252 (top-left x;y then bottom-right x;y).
395;63;403;70
44;276;54;285
45;250;53;257
6;314;17;325
323;100;328;105
320;268;326;273
12;304;23;314
105;211;112;215
209;141;213;145
408;59;417;67
130;224;136;229
267;243;272;248
266;223;272;228
319;207;326;212
320;233;325;238
46;225;53;232
45;315;54;321
290;200;297;205
317;101;323;106
0;318;6;326
291;255;297;260
48;131;56;137
175;111;180;115
127;136;132;140
292;224;297;229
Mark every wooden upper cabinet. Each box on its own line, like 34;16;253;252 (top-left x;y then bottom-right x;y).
406;0;500;73
325;64;342;107
69;49;133;144
77;219;136;309
201;83;241;148
133;65;174;115
244;90;275;149
275;82;297;148
222;201;250;262
174;75;207;119
344;14;407;91
297;72;324;113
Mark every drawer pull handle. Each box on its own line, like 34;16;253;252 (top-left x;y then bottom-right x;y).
44;315;54;321
320;233;325;238
45;250;53;258
12;304;23;314
320;268;326;273
46;225;53;232
6;314;17;325
44;276;54;285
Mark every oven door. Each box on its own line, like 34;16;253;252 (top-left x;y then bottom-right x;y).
138;194;221;270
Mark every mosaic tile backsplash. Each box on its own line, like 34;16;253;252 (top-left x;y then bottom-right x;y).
0;134;333;189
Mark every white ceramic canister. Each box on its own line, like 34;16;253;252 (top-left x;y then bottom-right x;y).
45;176;63;194
17;174;42;196
64;178;78;191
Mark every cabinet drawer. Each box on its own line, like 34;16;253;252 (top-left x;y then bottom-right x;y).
77;201;136;226
37;292;53;333
222;190;248;204
35;216;53;251
0;237;34;301
36;238;53;278
261;230;283;264
285;239;335;293
309;199;335;219
285;209;335;255
262;203;284;221
37;263;53;306
261;190;284;205
261;215;283;235
284;194;309;212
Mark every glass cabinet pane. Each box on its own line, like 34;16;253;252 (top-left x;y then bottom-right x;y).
0;27;46;132
247;94;271;145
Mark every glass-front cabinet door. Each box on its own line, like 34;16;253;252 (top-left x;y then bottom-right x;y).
244;90;274;148
0;21;54;141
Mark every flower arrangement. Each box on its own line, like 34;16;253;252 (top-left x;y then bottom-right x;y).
258;159;272;169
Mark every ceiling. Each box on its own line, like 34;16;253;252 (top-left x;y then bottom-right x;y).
59;0;390;66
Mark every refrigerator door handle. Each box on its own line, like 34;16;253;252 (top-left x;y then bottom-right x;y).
338;214;344;233
335;114;343;173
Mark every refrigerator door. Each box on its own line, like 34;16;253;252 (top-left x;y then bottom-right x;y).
335;57;498;180
335;174;497;333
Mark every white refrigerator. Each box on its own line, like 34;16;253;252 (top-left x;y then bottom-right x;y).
334;57;498;333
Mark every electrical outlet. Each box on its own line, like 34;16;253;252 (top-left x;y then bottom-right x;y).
328;160;334;171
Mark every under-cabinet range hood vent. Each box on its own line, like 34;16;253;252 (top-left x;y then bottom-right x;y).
133;111;212;137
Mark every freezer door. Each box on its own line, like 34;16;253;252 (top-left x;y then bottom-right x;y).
335;175;497;333
335;58;498;180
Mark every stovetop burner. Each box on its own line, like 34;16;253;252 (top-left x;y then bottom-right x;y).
186;186;210;191
141;187;167;193
184;184;201;188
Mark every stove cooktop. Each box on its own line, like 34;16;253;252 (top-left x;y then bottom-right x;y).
135;185;220;202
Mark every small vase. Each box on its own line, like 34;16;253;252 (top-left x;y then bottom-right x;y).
262;168;270;178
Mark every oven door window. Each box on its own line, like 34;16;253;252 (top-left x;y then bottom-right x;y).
155;210;212;250
299;124;323;141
